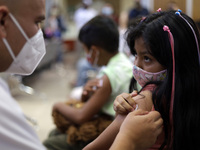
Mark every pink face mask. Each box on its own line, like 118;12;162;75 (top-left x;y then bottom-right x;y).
133;65;167;87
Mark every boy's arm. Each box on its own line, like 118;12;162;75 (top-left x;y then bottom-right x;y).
53;75;112;124
84;91;154;150
81;78;103;102
83;114;126;150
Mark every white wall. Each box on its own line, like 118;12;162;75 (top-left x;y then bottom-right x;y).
141;0;154;12
186;0;193;17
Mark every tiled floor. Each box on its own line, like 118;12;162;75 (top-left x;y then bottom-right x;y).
12;51;79;142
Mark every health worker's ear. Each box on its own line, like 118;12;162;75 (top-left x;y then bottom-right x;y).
0;6;9;38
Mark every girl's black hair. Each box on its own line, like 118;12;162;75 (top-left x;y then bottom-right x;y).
127;10;200;149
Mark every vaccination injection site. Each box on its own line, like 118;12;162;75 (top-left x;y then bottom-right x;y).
0;0;200;150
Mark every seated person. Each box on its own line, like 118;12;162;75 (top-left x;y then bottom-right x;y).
43;15;133;150
83;10;200;150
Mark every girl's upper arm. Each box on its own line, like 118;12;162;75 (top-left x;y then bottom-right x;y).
133;90;153;111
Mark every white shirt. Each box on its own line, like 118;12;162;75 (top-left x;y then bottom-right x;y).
74;7;97;30
0;78;46;150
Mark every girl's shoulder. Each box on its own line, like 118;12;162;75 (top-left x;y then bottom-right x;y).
133;90;153;111
142;84;156;92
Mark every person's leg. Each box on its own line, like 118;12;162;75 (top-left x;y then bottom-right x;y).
43;133;90;150
48;128;62;137
43;133;69;150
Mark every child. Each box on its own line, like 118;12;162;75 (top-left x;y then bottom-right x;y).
43;15;133;150
83;10;200;150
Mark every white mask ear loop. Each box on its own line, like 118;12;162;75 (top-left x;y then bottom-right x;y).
9;13;29;41
3;13;30;61
93;50;99;66
88;49;93;57
2;38;16;61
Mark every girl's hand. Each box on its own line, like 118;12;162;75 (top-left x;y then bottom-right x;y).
81;79;103;102
113;91;138;115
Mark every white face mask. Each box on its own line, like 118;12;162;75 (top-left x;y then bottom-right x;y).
3;13;46;75
102;6;113;16
86;49;99;67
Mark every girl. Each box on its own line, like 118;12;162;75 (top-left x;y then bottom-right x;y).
84;10;200;150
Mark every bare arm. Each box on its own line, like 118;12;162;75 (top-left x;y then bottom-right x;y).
83;90;154;150
81;78;103;102
110;110;163;150
53;75;112;124
83;114;126;150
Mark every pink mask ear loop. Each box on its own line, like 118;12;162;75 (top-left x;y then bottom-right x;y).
163;25;175;147
175;10;200;65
